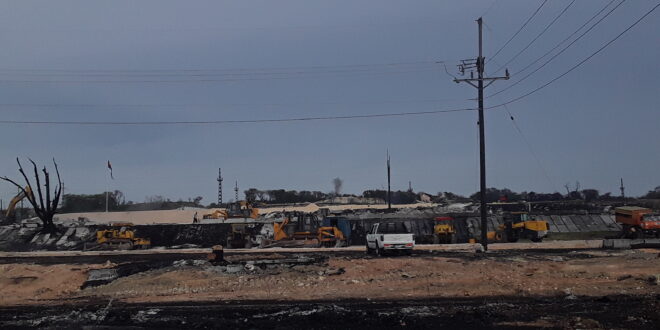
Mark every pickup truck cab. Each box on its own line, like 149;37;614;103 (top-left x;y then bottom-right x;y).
366;222;414;255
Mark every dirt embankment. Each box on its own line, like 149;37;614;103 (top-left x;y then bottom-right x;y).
1;249;659;307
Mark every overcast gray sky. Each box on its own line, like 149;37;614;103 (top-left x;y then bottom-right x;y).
0;0;658;204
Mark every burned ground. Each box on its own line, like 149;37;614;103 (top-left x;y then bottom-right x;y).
1;249;659;328
1;296;658;329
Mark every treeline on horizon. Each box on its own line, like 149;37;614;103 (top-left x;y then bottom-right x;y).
57;185;660;213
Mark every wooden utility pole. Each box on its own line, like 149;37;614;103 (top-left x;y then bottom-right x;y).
453;17;509;251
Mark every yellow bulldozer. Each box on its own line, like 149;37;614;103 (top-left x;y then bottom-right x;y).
487;212;548;243
273;215;347;247
96;223;151;250
203;201;259;221
317;226;346;247
203;201;260;249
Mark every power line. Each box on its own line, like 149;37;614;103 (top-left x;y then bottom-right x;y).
0;61;445;74
503;103;558;192
481;0;500;18
508;0;618;78
0;107;476;126
487;0;627;99
489;1;659;109
488;0;549;62
1;2;655;126
0;65;436;78
0;69;428;78
0;68;439;84
492;0;576;74
0;97;471;109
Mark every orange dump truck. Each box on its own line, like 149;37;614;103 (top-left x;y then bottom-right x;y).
614;206;660;239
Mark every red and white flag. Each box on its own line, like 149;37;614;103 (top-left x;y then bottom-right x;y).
107;160;114;179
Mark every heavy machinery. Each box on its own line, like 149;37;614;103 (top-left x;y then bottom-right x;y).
433;216;457;244
273;214;348;247
487;212;548;243
5;186;31;219
203;201;259;221
615;206;660;238
202;201;260;248
318;226;346;247
225;223;256;249
96;223;151;250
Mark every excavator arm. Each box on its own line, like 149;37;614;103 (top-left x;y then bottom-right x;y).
6;186;31;218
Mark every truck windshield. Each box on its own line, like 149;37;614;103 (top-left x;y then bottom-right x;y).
379;222;410;234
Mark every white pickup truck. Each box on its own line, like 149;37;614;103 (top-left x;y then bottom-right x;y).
366;222;414;256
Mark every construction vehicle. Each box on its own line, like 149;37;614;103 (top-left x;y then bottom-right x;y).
318;226;346;247
203;209;228;220
273;214;348;247
487;212;548;243
226;223;255;249
96;223;151;250
203;201;259;221
201;201;260;248
5;186;31;219
615;206;660;239
433;216;457;244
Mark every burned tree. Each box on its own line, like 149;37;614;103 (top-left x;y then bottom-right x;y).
1;158;62;233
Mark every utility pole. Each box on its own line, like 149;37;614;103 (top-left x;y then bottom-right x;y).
453;17;509;251
620;178;625;199
234;181;239;202
387;151;391;210
217;168;223;205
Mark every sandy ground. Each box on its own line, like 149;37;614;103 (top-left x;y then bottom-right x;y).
0;262;115;305
54;202;439;225
1;249;658;307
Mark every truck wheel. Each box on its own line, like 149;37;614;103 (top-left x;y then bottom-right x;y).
365;243;373;255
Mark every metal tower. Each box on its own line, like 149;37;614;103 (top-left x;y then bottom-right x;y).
217;168;223;205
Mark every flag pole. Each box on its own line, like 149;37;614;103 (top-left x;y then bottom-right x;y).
105;160;110;212
105;179;109;213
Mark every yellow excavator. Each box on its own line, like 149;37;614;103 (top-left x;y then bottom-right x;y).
5;186;31;219
96;223;151;250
